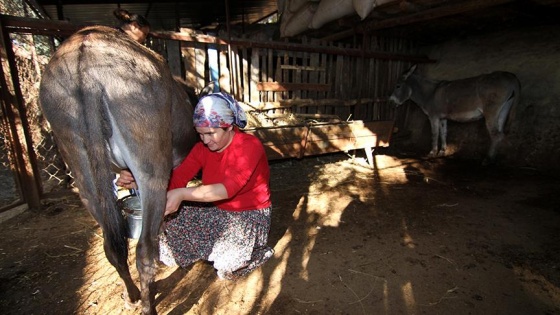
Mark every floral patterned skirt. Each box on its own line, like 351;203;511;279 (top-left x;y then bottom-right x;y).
159;203;273;280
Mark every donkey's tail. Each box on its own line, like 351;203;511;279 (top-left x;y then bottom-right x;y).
503;73;521;132
79;74;129;262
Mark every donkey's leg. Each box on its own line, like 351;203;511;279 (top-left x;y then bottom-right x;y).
136;226;160;315
83;193;140;304
82;194;141;307
102;227;142;308
485;120;505;165
135;188;166;315
57;140;142;307
438;119;448;156
484;96;515;164
127;166;170;315
429;118;441;157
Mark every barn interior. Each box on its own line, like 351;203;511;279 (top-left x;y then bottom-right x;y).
0;1;560;314
2;0;559;205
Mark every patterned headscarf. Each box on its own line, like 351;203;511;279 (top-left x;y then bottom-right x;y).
193;92;247;128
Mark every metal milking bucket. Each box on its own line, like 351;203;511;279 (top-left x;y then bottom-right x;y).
118;194;143;239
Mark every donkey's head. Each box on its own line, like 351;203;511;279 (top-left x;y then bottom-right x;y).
388;64;417;107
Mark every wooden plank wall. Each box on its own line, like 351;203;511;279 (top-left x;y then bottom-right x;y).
179;35;415;123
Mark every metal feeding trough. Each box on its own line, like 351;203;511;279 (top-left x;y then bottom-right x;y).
118;195;143;239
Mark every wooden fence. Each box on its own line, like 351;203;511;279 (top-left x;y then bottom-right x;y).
153;30;432;125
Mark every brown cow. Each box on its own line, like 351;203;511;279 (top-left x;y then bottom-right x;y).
39;26;197;314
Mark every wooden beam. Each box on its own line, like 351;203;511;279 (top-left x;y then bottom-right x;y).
0;14;80;35
24;0;52;19
280;65;326;71
257;82;331;92
155;31;436;63
320;28;356;42
0;15;435;64
282;98;374;107
244;98;375;111
359;0;515;32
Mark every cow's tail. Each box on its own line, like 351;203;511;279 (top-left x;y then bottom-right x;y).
79;77;129;263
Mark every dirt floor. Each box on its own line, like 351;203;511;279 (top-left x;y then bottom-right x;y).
1;150;560;315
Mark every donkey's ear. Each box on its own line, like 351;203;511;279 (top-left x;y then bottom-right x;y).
403;64;417;79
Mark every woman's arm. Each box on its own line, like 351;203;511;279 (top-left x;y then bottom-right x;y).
165;183;228;215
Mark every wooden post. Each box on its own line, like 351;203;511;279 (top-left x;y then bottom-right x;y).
0;20;42;210
242;46;249;103
250;48;260;104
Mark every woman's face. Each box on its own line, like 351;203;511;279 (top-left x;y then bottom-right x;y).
195;126;234;152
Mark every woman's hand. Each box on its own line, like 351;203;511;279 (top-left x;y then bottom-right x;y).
116;170;138;190
165;188;187;216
